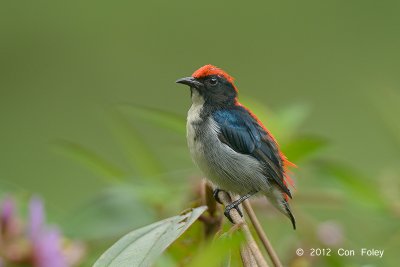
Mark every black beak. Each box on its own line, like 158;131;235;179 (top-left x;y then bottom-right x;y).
176;77;203;89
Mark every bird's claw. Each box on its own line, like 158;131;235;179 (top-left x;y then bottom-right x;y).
212;188;224;204
213;188;245;223
224;203;243;223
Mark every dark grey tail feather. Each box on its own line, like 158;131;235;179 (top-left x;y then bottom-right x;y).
283;200;296;230
266;186;296;229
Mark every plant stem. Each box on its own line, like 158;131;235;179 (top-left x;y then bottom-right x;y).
240;245;258;267
243;200;282;267
199;181;223;238
215;189;269;267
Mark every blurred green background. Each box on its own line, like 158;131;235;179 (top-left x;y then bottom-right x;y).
1;1;399;266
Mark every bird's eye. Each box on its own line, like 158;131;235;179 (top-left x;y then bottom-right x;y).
209;77;218;86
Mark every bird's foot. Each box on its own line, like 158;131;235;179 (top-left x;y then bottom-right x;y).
224;202;243;223
213;190;253;223
212;188;226;204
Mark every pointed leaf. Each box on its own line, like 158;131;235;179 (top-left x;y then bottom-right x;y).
369;88;400;147
241;98;309;142
93;206;207;267
318;162;386;208
63;186;155;239
108;112;164;177
282;135;328;162
189;232;243;267
53;140;125;182
117;104;186;135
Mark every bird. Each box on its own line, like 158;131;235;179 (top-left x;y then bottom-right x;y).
176;64;296;229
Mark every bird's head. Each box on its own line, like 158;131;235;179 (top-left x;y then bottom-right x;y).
176;64;238;106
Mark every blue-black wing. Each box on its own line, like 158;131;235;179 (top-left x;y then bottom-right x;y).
213;106;292;198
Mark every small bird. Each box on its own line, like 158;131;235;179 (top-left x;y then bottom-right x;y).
176;64;296;229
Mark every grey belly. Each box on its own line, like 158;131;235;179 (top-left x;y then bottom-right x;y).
187;119;271;195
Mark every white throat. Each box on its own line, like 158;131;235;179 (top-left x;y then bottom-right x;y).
187;88;204;125
191;88;205;106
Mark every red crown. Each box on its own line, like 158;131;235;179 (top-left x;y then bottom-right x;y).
192;64;235;84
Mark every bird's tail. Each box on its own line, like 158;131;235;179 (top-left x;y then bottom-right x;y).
265;186;296;230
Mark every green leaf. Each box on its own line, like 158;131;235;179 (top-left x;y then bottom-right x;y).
93;206;207;267
117;104;186;135
241;98;310;143
282;135;328;162
53;140;126;183
369;88;400;147
63;186;155;239
275;104;310;136
108;111;164;177
154;254;177;267
318;162;386;208
130;181;187;209
188;232;244;267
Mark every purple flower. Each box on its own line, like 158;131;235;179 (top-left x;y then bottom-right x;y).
0;196;16;238
28;196;45;240
32;228;67;267
0;197;15;231
0;197;14;223
28;197;67;267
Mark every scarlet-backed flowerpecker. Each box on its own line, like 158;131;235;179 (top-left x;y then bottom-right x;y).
176;65;296;229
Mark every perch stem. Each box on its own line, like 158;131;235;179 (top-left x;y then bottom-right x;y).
240;245;258;267
243;200;282;267
216;189;269;267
